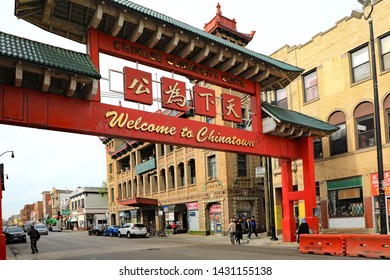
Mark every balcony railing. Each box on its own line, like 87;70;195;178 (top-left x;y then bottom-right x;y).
135;157;156;175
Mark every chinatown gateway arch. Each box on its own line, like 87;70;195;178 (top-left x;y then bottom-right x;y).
0;0;338;258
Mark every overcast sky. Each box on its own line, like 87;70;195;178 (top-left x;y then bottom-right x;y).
0;0;360;220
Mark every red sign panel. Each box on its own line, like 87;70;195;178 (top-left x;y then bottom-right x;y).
222;93;242;123
370;171;390;196
187;202;199;210
123;67;153;105
97;31;256;95
193;85;216;117
161;77;188;111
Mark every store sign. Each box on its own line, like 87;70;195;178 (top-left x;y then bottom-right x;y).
98;31;256;95
370;171;390;196
187;202;198;210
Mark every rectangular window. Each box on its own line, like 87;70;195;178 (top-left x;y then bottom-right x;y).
276;88;288;109
351;46;370;83
110;187;114;202
303;70;318;103
380;34;390;71
237;154;247;177
330;123;348;155
313;138;322;159
328;186;364;218
236;108;247;129
205;116;213;124
207;155;217;179
357;115;375;149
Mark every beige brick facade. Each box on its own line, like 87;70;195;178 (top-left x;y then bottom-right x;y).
270;0;390;233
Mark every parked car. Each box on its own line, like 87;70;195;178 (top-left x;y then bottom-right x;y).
103;225;120;237
4;226;26;244
88;225;104;236
34;224;49;235
118;223;147;238
52;225;62;232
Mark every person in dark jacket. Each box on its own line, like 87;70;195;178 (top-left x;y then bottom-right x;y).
27;225;40;254
235;219;243;244
296;217;310;243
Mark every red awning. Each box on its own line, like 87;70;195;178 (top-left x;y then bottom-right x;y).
117;197;158;207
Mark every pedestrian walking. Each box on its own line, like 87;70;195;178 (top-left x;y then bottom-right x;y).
251;216;258;238
296;217;310;243
245;217;252;242
226;219;236;244
235;219;243;244
27;225;40;254
171;221;177;235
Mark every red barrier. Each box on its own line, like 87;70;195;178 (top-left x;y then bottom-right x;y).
299;234;346;256
345;234;390;259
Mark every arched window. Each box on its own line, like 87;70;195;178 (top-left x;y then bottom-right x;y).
354;102;375;149
178;162;185;187
328;111;348;155
159;169;166;191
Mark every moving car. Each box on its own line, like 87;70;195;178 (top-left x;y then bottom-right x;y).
4;226;26;244
102;225;120;237
34;224;49;235
88;225;104;236
118;223;147;238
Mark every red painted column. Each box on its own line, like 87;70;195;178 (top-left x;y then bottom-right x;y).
87;28;101;102
298;136;319;233
250;82;262;133
281;159;296;242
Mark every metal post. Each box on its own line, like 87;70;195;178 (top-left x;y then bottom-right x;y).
267;157;278;241
368;17;387;234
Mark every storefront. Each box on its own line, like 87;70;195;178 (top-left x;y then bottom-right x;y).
370;171;390;234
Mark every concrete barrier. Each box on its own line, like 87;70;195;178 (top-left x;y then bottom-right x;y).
299;234;346;256
344;234;390;259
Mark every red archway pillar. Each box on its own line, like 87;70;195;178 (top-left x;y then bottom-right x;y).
298;136;319;233
281;136;319;242
281;159;296;242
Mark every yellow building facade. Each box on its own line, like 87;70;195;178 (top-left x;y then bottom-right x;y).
271;0;390;234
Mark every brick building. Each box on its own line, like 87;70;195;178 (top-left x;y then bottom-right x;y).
270;0;390;234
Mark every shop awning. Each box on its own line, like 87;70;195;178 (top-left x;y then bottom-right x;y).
117;197;158;207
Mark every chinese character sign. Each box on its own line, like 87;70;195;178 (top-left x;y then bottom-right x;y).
124;67;153;105
222;93;242;123
193;85;216;117
161;77;188;112
370;171;390;196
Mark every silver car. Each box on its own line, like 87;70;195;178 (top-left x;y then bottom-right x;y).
118;223;147;238
34;224;49;235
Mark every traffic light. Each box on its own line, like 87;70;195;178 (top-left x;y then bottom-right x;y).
0;164;4;191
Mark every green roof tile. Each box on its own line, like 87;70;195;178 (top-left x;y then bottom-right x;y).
110;0;303;73
262;102;339;133
0;31;100;79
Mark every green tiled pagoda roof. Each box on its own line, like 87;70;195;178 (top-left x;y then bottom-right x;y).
110;0;303;73
262;102;339;134
0;31;100;79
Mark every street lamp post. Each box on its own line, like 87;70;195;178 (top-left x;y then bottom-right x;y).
0;150;15;260
352;0;387;234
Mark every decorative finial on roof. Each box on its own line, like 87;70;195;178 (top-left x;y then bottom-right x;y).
216;3;222;16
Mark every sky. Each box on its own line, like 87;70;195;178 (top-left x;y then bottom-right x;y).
0;0;360;220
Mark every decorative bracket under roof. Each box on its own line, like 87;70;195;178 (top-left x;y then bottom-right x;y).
261;102;339;139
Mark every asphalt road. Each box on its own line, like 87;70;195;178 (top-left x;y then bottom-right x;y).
6;230;370;260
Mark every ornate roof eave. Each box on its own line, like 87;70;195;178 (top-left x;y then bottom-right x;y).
14;0;303;91
261;103;339;140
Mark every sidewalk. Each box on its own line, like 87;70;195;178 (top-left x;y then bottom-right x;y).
170;232;297;247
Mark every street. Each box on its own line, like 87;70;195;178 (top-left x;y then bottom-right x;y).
6;230;369;260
